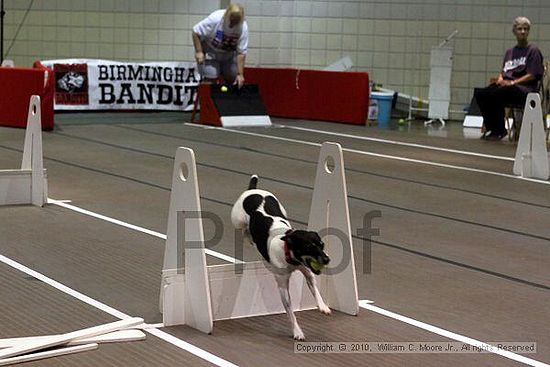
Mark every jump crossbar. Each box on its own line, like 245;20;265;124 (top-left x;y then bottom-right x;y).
160;142;359;332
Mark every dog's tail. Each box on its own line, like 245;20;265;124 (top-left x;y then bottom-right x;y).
248;175;258;190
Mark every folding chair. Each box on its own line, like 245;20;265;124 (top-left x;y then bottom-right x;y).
505;61;549;142
542;63;550;145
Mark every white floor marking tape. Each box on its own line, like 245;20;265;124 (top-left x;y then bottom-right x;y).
276;124;515;161
359;301;549;367
146;328;239;367
47;199;243;265
0;253;239;367
341;146;550;185
140;323;165;329
185;123;550;186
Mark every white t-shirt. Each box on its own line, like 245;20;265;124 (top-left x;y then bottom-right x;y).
192;10;248;54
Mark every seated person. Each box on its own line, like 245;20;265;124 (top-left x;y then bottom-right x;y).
475;16;544;141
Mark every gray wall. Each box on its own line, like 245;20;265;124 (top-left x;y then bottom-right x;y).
3;0;549;118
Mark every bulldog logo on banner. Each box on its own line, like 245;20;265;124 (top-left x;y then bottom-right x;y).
54;63;89;105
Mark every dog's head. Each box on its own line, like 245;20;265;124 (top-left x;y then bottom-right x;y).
282;230;330;274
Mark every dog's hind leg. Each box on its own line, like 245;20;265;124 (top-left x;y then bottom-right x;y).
300;267;331;315
276;275;305;340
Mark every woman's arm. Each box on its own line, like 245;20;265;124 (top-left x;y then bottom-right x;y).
192;32;204;64
235;53;246;87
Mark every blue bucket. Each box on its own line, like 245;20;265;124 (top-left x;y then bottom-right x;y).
370;92;393;126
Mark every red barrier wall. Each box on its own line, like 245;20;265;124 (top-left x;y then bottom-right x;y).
197;84;222;126
245;67;369;125
0;65;55;130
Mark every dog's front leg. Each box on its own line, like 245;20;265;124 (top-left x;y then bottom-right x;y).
300;267;331;315
276;275;304;340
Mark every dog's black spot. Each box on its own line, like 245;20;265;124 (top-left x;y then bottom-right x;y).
243;194;263;216
264;196;286;219
249;212;273;262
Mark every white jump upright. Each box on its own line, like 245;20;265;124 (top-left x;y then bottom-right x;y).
160;147;213;332
0;95;48;206
160;142;359;332
308;142;359;316
513;93;549;180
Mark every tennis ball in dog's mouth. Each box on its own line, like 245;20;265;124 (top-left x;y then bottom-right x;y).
221;86;228;92
310;260;324;272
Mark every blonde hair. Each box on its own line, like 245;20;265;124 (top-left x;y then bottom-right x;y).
224;3;245;25
513;16;531;30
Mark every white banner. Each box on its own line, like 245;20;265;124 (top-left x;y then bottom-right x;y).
40;59;200;111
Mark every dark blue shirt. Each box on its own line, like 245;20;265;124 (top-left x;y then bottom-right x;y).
501;44;544;93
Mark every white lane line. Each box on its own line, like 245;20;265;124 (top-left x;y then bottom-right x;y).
0;253;239;367
276;124;515;161
185;123;550;186
184;123;318;148
141;323;165;329
48;199;166;239
147;328;239;367
359;301;549;367
48;199;244;265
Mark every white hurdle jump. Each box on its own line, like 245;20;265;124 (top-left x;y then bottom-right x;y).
0;95;48;206
513;93;549;180
160;142;359;332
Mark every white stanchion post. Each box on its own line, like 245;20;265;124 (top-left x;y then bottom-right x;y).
308;142;359;316
0;95;47;207
513;93;549;180
160;148;213;333
21;96;45;206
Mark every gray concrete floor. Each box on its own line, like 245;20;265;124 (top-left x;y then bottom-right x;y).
0;112;548;366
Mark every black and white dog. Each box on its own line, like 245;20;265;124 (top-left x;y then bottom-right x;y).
231;175;331;340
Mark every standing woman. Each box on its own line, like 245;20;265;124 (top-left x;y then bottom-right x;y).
192;4;248;88
475;16;544;141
